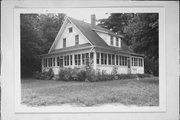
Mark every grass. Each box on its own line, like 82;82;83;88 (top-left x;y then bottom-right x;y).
21;77;159;107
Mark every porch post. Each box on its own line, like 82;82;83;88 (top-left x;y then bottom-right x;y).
42;57;44;72
72;54;75;68
81;53;82;66
99;52;101;65
142;57;144;74
93;52;97;70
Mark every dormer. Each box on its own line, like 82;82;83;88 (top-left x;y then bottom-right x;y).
90;14;123;48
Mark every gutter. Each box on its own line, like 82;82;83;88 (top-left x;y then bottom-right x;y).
93;45;144;57
39;46;93;57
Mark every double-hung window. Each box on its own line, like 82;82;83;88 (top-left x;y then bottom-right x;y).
108;54;111;65
116;55;118;65
75;35;79;45
101;53;104;64
112;54;115;65
63;38;66;48
57;57;60;66
69;27;73;33
110;36;114;45
116;37;119;46
78;54;81;65
75;55;78;65
97;53;100;64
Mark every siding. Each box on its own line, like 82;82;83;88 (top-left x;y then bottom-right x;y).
96;31;121;47
54;21;89;49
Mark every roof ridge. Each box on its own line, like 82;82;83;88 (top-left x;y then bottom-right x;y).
67;16;123;37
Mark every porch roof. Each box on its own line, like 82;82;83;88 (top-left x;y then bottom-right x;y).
40;43;92;57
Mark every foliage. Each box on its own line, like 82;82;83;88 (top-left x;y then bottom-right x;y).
32;68;54;80
98;13;159;76
57;67;152;82
21;14;65;77
57;66;97;82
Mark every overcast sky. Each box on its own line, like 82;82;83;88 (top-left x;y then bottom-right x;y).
57;8;111;23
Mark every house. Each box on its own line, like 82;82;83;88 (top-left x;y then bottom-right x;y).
41;15;144;75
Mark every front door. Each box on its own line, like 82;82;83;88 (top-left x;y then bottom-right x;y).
127;57;131;74
59;58;63;68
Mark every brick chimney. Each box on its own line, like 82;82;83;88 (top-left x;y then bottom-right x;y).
91;14;96;26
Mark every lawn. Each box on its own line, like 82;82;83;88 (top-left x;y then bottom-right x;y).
21;77;159;107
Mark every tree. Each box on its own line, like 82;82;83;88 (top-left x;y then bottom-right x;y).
21;13;65;77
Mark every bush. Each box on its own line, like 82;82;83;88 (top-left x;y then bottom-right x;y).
57;66;153;82
32;68;54;80
40;68;54;80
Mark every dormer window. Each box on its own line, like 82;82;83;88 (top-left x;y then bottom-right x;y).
69;27;73;33
110;36;113;45
75;35;79;45
116;37;119;46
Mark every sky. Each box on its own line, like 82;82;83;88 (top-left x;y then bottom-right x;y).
53;8;111;23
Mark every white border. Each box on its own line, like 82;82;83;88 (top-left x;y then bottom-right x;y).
14;7;166;113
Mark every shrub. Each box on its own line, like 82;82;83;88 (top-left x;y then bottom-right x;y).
58;68;73;81
85;66;97;82
137;74;152;78
57;66;153;82
32;69;54;80
40;68;54;80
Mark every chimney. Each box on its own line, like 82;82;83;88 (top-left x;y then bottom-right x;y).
91;14;96;26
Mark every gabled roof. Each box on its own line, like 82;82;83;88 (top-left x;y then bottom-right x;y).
68;17;109;48
68;17;134;53
48;16;142;56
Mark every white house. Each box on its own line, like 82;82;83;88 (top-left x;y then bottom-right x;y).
40;15;144;75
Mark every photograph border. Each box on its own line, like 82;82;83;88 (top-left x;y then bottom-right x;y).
2;1;179;120
14;7;165;113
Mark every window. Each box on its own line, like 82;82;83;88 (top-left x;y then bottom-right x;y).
70;55;72;65
104;54;107;65
108;54;111;65
116;55;118;65
139;58;143;66
134;58;137;66
64;56;67;66
67;55;69;66
122;56;124;66
53;57;55;66
125;56;127;66
78;54;81;65
57;57;60;66
43;58;47;67
119;38;121;48
69;27;73;33
101;53;104;64
86;53;89;65
90;53;94;64
97;53;100;64
132;57;134;66
75;55;78;65
82;54;85;65
110;36;113;45
48;58;52;67
75;35;79;45
116;37;119;46
63;38;66;48
119;56;121;66
112;54;115;65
